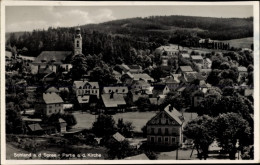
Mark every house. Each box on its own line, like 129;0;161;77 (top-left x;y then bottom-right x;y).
26;86;37;103
113;70;122;83
152;84;170;98
103;86;128;96
27;123;44;135
237;66;248;82
176;66;193;75
58;118;67;133
77;95;90;108
177;87;186;95
199;80;212;93
162;74;181;91
182;71;198;83
146;104;198;148
46;87;59;94
203;58;212;69
121;72;134;86
154;44;180;56
191;55;203;63
146;105;184;147
112;132;126;142
180;53;190;59
30;51;73;74
131;80;153;102
60;64;73;72
132;73;154;83
41;72;56;84
101;93;126;112
35;92;64;116
197;69;212;80
73;80;99;99
124;153;149;160
191;90;205;108
120;64;143;74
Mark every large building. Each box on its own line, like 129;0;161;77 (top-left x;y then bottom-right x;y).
30;27;84;74
35;92;64;116
146;104;197;148
73;80;100;99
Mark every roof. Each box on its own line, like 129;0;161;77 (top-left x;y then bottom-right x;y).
132;79;151;88
132;73;154;82
77;95;90;104
183;112;198;127
181;53;190;58
177;87;186;92
73;81;99;89
179;66;193;72
238;66;247;72
205;58;212;63
244;89;253;96
156;45;179;52
152;84;168;96
58;118;66;123
39;67;53;74
112;132;125;142
113;70;121;75
164;75;180;84
124;153;149;160
127;65;142;70
191;55;203;60
6;51;12;59
43;92;63;104
28;123;43;131
101;94;126;108
183;72;198;83
46;87;59;93
164;104;183;125
33;51;72;64
149;97;164;105
103;87;128;94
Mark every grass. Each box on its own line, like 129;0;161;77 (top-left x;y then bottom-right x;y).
217;37;253;49
72;111;158;132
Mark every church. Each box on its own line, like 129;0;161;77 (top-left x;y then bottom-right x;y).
30;27;83;74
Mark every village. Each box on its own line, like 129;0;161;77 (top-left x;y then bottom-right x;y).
5;26;254;160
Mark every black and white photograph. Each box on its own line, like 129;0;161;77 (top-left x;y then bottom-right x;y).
1;1;259;164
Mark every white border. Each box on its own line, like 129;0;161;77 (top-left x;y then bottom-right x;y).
1;1;259;164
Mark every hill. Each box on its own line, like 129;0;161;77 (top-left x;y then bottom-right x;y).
5;15;253;59
216;37;253;49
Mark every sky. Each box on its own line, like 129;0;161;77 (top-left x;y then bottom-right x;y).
5;5;253;32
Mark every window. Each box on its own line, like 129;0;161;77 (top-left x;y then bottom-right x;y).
172;137;176;143
49;106;52;109
158;137;162;143
77;40;79;47
115;89;118;93
158;128;162;134
122;89;125;92
49;110;52;113
151;128;154;134
151;137;154;143
109;89;111;93
165;137;169;144
165;128;169;135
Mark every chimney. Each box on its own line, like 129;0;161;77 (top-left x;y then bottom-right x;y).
110;91;114;99
169;104;173;112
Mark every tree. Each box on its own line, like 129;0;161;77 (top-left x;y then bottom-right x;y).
70;54;88;80
215;113;251;160
117;118;134;138
206;69;221;86
6;102;26;134
106;140;134;159
90;64;117;86
61;113;77;129
134;97;151;111
92;114;116;137
183;115;215;160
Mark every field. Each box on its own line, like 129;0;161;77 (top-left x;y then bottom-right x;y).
217;37;253;49
72;111;158;132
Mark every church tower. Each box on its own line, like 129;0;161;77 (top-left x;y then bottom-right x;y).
74;27;82;55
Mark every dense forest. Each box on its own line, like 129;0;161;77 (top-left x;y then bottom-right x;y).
6;15;253;60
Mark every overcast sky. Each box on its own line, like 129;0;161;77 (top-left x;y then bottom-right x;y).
6;5;253;32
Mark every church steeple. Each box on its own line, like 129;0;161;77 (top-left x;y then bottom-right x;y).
74;26;82;55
